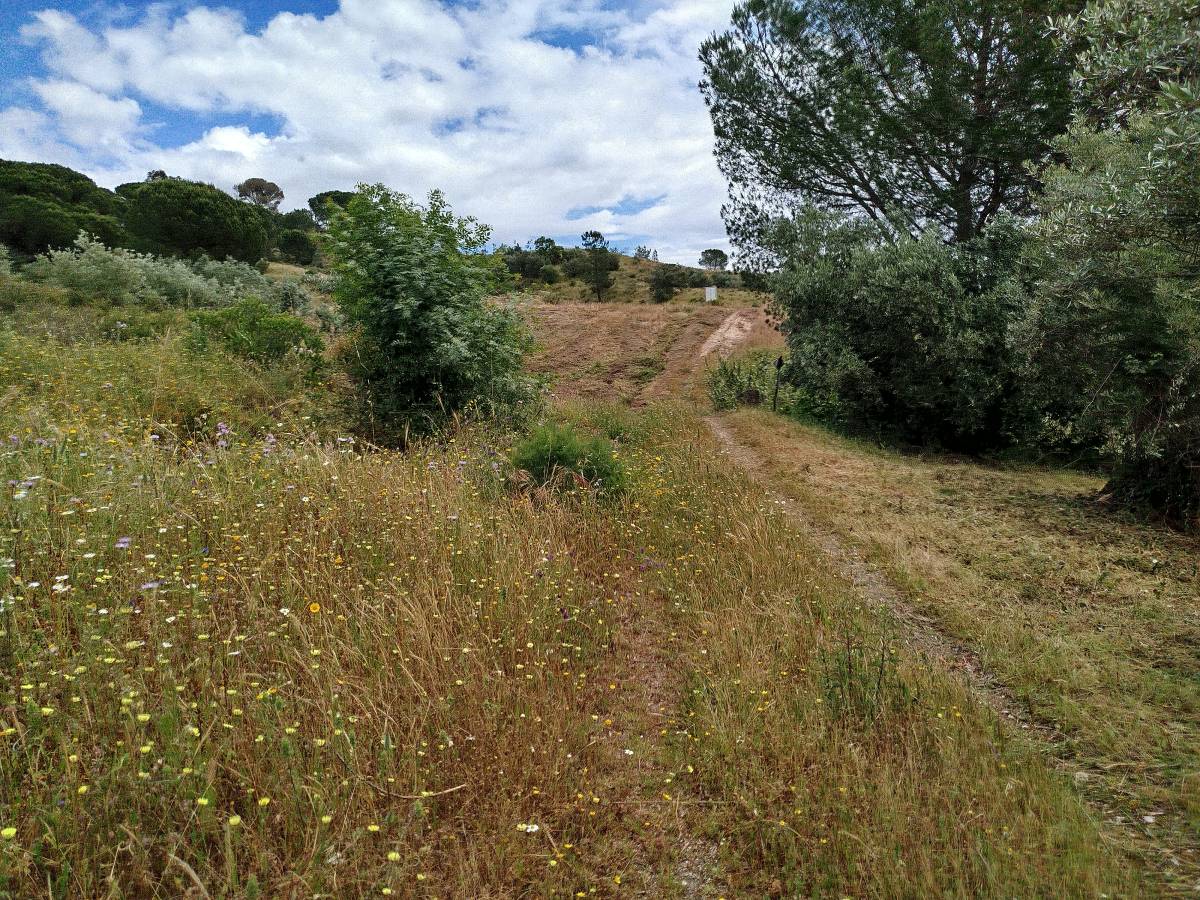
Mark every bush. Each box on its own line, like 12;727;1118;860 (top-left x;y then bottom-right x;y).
25;235;276;309
99;307;188;342
0;245;11;278
189;256;274;295
26;235;155;306
707;351;827;418
302;271;337;294
325;185;537;441
510;422;627;493
275;280;307;314
649;264;686;303
561;253;588;279
540;264;561;284
188;298;323;368
738;270;772;292
774;213;1026;450
0;277;70;314
278;229;317;265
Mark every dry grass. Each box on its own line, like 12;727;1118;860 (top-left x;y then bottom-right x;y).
0;298;1167;897
521;301;733;404
721;406;1200;890
0;319;1135;897
263;262;309;282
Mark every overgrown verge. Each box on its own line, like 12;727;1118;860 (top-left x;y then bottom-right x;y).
0;335;673;895
615;411;1134;896
0;307;1142;894
718;406;1200;889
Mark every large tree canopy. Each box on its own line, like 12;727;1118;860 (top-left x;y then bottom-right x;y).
235;177;285;211
308;190;356;227
700;0;1076;259
118;177;270;263
0;160;128;255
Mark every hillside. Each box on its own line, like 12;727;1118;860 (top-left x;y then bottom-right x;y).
516;252;766;305
521;298;779;403
1;235;1195;893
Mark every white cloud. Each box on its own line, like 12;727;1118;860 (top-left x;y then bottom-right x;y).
31;80;142;155
0;0;736;263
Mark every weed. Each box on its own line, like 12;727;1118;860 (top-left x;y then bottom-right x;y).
511;421;627;493
818;630;911;726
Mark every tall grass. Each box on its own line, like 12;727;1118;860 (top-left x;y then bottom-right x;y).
0;323;1132;895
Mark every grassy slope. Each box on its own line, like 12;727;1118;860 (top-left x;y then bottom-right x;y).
520;299;780;406
0;306;1134;896
720;406;1200;889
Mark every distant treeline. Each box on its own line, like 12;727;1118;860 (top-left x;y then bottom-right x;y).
0;160;354;266
497;232;765;302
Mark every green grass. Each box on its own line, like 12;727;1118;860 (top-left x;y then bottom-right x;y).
0;308;1139;896
721;405;1200;890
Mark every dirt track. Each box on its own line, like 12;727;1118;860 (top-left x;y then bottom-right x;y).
522;301;778;405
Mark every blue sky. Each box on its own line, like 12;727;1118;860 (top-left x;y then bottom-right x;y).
0;0;735;262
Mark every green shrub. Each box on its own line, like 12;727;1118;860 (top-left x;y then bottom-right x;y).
774;213;1026;450
188;256;274;295
510;422;627;493
540;264;561;284
24;235;275;309
325;185;537;441
707;351;826;418
0;277;70;314
188;298;323;370
301;271;337;294
0;245;11;278
99;307;187;342
275;280;307;314
649;264;686;303
278;229;317;265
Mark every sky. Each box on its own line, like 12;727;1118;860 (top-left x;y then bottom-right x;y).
0;0;739;263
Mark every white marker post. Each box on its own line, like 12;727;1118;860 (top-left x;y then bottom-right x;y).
704;286;717;303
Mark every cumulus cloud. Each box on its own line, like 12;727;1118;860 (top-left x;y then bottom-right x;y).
0;0;737;263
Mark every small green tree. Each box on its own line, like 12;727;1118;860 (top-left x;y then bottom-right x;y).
325;185;537;440
278;229;317;265
580;231;614;301
649;264;685;303
532;236;563;263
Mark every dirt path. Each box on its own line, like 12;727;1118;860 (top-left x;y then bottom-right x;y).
697;307;760;360
703;416;1055;740
697;305;1183;887
694;311;1061;738
605;580;724;897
